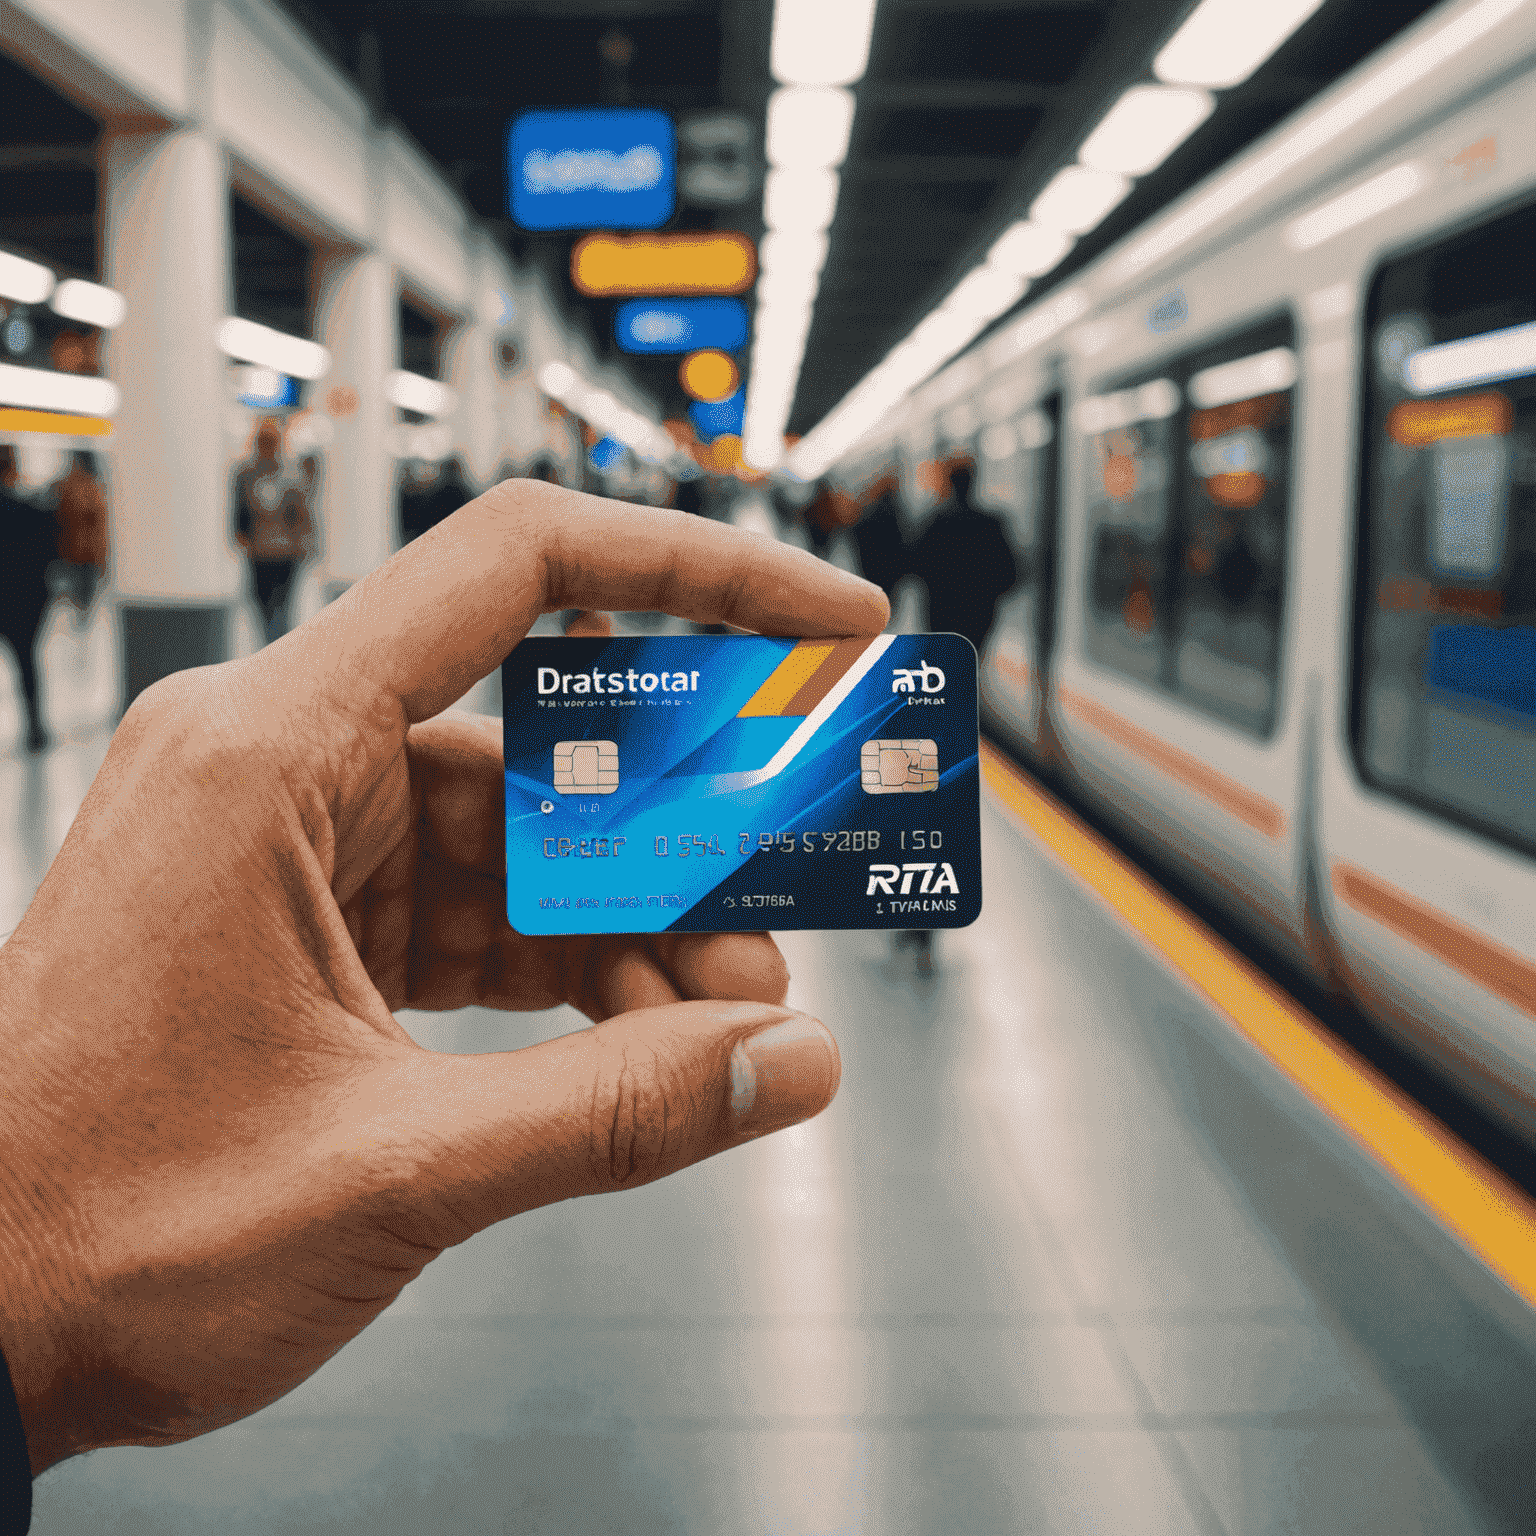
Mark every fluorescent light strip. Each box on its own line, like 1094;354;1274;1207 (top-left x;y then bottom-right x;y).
216;317;330;381
1078;86;1214;177
771;0;878;87
0;250;54;305
50;279;127;330
1116;0;1528;280
1405;319;1536;394
745;0;880;467
387;369;456;417
1188;346;1297;408
1154;0;1327;89
1286;161;1425;250
766;87;855;169
0;363;119;417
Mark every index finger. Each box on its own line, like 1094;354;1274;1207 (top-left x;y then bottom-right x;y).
302;481;889;722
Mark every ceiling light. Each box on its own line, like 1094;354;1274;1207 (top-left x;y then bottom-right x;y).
943;267;1025;321
757;266;820;308
1119;0;1527;283
1154;0;1326;89
0;362;119;416
771;0;878;87
1188;346;1297;408
216;317;330;381
388;370;456;417
759;229;829;276
1284;161;1425;250
1078;85;1214;177
0;251;54;305
986;222;1073;279
1405;319;1536;395
763;168;840;231
767;87;856;169
50;278;127;330
538;360;576;398
1030;166;1130;234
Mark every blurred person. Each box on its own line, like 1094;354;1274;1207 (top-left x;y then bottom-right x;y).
899;461;1019;976
49;451;109;626
0;485;882;1521
401;455;474;544
910;460;1018;657
0;444;61;753
232;419;317;645
850;470;908;601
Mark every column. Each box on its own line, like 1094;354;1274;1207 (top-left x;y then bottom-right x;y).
444;236;503;491
101;126;239;704
313;246;396;586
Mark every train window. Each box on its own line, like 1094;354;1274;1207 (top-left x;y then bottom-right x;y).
1081;378;1181;689
1355;198;1536;856
981;405;1055;579
1081;315;1296;735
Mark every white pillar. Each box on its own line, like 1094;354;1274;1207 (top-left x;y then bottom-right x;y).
314;247;397;583
103;127;236;601
102;126;239;700
445;239;502;490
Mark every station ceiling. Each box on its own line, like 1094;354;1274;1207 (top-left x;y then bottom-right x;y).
8;0;1449;436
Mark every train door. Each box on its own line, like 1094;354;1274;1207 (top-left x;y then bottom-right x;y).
1051;314;1309;956
1317;194;1536;1128
979;392;1061;760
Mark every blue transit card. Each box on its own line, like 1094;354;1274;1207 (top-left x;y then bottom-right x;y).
502;634;982;934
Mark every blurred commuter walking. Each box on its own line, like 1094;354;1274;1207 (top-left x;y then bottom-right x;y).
0;444;60;752
51;450;109;625
911;461;1018;658
232;418;317;645
899;461;1019;974
850;470;908;600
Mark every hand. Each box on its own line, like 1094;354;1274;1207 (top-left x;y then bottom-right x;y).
0;482;888;1473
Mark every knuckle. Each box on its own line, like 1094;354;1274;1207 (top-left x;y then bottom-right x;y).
587;1044;695;1189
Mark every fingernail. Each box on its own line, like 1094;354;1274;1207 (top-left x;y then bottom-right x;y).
730;1014;839;1138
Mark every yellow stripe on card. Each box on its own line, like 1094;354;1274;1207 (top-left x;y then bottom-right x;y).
737;641;836;717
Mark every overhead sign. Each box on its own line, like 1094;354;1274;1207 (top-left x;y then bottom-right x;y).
572;233;756;297
615;298;748;354
689;387;745;442
508;108;676;231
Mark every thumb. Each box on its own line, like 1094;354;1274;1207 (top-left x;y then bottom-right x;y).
375;1002;840;1242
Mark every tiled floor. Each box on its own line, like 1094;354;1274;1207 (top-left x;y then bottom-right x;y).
11;698;1516;1533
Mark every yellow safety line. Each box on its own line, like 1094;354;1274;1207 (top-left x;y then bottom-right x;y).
979;738;1536;1308
0;408;112;437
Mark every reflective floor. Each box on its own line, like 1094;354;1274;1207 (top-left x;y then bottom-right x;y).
15;704;1528;1534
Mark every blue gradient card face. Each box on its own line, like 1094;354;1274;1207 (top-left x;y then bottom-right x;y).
502;634;981;934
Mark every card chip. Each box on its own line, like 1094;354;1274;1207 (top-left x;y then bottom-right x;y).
861;738;938;793
554;740;619;794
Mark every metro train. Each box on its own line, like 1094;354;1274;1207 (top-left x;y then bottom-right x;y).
842;0;1536;1137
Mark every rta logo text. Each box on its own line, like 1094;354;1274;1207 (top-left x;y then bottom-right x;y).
892;661;945;694
866;862;960;896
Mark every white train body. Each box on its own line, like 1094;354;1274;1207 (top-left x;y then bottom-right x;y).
857;0;1536;1134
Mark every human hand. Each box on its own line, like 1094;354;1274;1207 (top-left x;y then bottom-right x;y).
0;482;888;1473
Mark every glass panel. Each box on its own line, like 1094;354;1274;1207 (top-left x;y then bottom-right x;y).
1356;198;1536;856
1080;315;1294;736
1172;372;1293;737
1082;387;1178;689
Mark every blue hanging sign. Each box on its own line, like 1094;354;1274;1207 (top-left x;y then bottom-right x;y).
688;387;745;442
508;108;676;231
615;297;748;354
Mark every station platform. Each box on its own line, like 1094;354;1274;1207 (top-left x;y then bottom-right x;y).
14;724;1536;1535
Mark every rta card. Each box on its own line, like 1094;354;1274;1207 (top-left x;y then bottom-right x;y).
502;634;982;934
